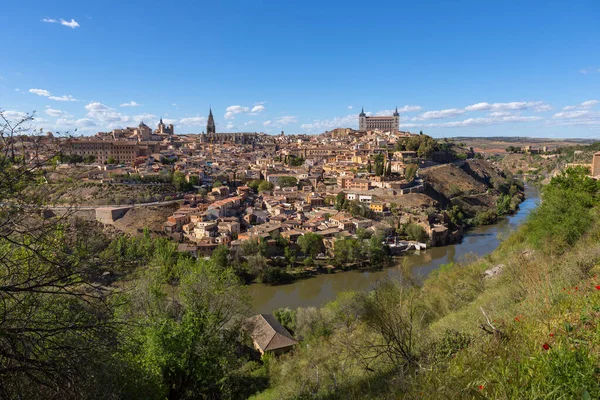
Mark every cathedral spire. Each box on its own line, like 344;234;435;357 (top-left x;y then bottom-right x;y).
207;107;216;134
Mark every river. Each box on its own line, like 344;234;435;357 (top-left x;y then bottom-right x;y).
249;185;541;313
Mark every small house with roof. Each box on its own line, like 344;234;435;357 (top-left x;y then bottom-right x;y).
247;314;298;355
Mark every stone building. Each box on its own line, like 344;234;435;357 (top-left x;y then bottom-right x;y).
156;118;174;135
66;139;160;164
199;108;258;144
359;107;400;131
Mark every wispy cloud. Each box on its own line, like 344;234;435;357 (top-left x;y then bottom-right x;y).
60;19;80;28
224;105;250;119
301;114;357;132
49;94;77;102
28;88;77;101
273;116;297;127
402;115;542;129
578;66;599;74
464;101;548;112
250;104;265;113
45;108;64;117
42;18;80;28
120;101;141;107
419;108;465;119
179;116;206;126
562;100;599;111
29;88;51;97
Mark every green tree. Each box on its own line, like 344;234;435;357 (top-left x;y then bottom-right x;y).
298;232;323;259
121;262;255;399
277;176;297;187
405;164;418;181
248;179;261;191
258;180;274;192
211;244;230;269
107;155;117;164
405;223;428;242
335;191;346;210
172;171;190;191
0;111;123;398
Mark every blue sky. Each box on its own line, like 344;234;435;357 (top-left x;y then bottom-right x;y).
1;0;600;137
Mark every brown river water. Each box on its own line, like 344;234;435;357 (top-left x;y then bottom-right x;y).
249;185;541;313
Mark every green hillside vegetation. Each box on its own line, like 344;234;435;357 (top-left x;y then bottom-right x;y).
254;166;600;399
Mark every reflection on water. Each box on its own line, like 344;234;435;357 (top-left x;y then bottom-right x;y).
249;186;540;313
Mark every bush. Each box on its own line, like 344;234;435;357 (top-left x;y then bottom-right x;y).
405;224;428;242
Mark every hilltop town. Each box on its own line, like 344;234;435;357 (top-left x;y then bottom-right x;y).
10;108;535;283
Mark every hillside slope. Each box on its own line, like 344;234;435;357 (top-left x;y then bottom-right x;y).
255;166;600;399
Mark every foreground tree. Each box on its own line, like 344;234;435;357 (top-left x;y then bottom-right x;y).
119;260;260;399
0;111;122;398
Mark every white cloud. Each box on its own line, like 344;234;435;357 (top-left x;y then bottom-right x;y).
29;88;51;97
301;114;357;132
49;94;77;102
60;19;80;28
263;120;272;126
402;114;542;129
347;105;353;110
398;105;422;112
553;110;592;119
581;100;599;108
55;118;97;129
179;116;206;126
532;103;552;112
459;101;551;114
0;110;29;121
226;122;236;130
133;113;157;123
120;101;141;107
42;18;80;28
488;111;511;117
28;88;77;101
465;101;540;112
85;101;130;124
250;104;265;113
274;116;297;126
579;67;599;74
45;108;64;117
420;108;465;119
75;118;96;127
549;108;600;126
562;100;599;111
224;105;250;119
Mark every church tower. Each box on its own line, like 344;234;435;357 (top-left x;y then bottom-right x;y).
207;108;216;134
358;107;366;131
393;106;400;131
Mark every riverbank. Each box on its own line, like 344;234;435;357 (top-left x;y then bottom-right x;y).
249;185;540;313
